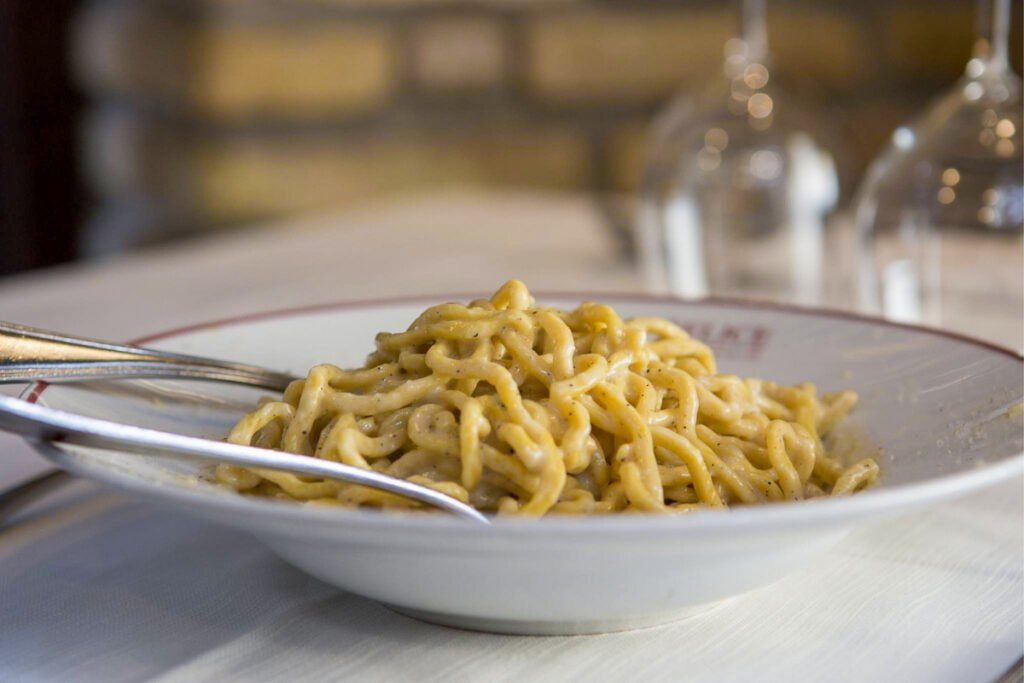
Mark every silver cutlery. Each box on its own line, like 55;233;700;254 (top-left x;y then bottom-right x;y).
0;322;489;523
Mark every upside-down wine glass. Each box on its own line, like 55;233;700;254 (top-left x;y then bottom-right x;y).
852;0;1022;349
638;0;840;305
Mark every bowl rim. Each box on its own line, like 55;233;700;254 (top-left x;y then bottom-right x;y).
25;291;1024;537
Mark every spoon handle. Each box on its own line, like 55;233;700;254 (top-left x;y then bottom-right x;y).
0;395;488;524
0;321;295;391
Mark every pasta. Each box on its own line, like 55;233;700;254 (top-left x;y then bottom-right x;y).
217;280;879;516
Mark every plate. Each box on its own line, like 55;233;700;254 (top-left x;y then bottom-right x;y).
27;294;1024;634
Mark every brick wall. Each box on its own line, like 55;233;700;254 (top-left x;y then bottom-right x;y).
73;0;1023;250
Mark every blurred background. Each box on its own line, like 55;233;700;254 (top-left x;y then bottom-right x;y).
1;0;1021;274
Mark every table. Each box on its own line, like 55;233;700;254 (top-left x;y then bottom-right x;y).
1;190;1021;682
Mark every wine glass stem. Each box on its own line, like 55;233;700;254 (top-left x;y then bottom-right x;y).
741;0;768;60
973;0;1010;70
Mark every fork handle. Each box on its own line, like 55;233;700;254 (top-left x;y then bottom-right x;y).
0;321;295;391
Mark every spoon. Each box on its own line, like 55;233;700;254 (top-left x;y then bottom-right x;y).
0;322;489;524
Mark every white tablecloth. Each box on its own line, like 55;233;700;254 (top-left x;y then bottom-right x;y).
1;190;1021;681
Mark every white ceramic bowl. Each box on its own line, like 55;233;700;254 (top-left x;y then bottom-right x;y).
27;294;1024;635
